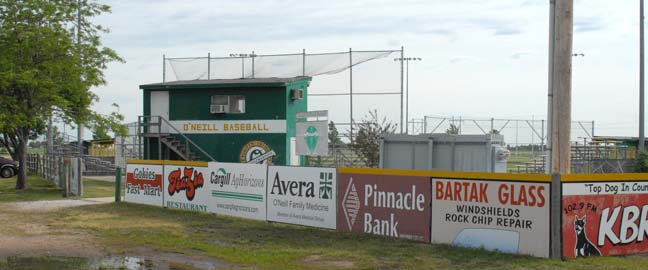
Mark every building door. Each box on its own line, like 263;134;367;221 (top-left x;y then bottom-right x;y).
150;91;169;133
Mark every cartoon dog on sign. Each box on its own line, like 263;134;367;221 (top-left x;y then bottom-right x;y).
574;215;601;257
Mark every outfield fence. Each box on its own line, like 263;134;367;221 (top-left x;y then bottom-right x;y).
123;159;648;259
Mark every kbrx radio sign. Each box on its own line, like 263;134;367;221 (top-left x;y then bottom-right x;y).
563;181;648;257
266;166;337;229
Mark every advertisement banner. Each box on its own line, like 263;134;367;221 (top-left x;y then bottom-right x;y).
125;163;164;206
208;162;267;220
431;178;550;258
163;161;210;212
266;166;336;229
337;173;431;242
563;181;648;257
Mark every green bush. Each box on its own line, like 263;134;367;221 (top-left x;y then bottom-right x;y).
636;150;648;172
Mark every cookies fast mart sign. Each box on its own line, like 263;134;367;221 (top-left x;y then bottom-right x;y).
431;178;550;258
125;162;164;206
337;173;431;242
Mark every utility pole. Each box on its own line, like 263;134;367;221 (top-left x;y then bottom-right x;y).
640;0;645;151
549;0;573;174
546;0;555;173
77;0;84;195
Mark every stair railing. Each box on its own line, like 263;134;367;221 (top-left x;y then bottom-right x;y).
140;115;216;162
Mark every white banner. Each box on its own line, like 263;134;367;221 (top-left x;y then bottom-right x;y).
163;161;210;212
167;120;286;134
125;163;164;207
563;182;648;196
431;178;550;258
267;166;337;229
208;162;267;220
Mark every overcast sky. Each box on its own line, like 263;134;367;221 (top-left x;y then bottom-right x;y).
87;0;642;142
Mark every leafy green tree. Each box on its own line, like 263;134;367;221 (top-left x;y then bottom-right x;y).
328;121;343;146
351;110;397;167
0;0;124;189
636;150;648;173
446;124;460;135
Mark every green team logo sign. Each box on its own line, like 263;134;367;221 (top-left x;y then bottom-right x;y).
296;121;328;156
305;126;319;154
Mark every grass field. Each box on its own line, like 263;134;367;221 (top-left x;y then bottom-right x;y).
45;202;648;270
2;178;648;269
0;175;119;202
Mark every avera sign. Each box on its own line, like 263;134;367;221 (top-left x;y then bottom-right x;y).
296;120;328;156
266;166;336;229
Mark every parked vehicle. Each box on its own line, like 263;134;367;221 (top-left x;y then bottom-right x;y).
0;157;18;178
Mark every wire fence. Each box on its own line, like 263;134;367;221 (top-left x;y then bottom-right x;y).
164;48;406;141
409;116;595;159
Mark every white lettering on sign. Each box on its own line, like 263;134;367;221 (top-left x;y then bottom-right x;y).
598;205;648;246
364;184;425;211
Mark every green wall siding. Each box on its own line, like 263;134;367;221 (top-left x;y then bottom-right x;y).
168;87;286;120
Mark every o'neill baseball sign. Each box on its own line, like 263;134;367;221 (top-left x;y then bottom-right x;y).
337;172;431;242
266;166;336;229
431;178;550;257
563;180;648;257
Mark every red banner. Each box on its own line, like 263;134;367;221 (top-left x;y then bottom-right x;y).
563;182;648;257
337;173;431;242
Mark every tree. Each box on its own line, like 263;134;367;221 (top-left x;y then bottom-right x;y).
328;121;343;146
351;110;397;167
0;0;124;189
446;124;459;135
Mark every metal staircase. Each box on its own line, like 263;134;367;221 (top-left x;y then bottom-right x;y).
138;116;216;161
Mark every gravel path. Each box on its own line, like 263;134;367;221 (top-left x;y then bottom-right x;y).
2;197;114;212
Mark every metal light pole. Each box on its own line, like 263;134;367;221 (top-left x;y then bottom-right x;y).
394;57;422;134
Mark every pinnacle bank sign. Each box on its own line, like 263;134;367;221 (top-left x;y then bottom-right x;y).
267;166;337;229
337;173;431;242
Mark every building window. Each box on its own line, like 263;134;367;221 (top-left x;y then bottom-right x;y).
210;95;245;114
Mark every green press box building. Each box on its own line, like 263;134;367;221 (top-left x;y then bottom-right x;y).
139;76;311;165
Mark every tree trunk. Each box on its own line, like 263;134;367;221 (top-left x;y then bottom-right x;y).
15;132;28;190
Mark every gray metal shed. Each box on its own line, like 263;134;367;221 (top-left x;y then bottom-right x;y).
379;133;509;172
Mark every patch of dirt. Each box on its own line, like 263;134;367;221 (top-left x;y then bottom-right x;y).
303;254;355;269
0;206;105;258
2;197;113;212
0;202;237;269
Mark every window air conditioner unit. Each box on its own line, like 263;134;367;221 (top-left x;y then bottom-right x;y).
290;89;304;100
210;104;229;114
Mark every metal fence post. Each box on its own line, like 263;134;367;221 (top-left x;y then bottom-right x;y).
115;167;122;202
550;172;562;258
